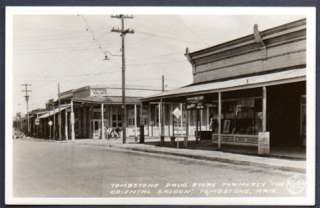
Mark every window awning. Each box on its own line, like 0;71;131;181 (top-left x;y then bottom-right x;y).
38;104;70;119
142;68;306;101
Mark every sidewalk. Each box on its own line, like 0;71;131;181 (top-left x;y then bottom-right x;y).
72;138;306;173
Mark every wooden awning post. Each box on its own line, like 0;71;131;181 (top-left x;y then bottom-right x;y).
160;99;164;144
206;106;209;130
147;104;151;136
65;110;68;140
180;103;183;128
195;109;199;141
162;102;166;136
200;108;203;131
134;104;137;138
53;107;56;140
218;92;222;149
101;103;105;140
70;100;75;141
262;86;267;132
172;104;175;137
186;106;189;137
158;102;161;130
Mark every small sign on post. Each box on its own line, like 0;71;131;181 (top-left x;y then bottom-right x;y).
35;118;40;126
172;107;182;119
48;120;53;126
258;132;270;155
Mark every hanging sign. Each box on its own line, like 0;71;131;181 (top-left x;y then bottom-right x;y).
196;103;204;109
35;118;40;126
186;96;204;104
172;107;182;119
206;103;215;108
186;103;196;110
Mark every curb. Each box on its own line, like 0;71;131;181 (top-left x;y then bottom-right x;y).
106;144;305;174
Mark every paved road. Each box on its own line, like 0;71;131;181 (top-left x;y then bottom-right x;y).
13;139;305;197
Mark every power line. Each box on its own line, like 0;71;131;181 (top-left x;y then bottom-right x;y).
175;16;212;46
78;14;107;57
136;30;208;45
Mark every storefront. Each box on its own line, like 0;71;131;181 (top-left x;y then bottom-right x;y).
142;18;306;155
37;85;144;140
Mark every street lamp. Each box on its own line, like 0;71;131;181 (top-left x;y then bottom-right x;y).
103;50;121;61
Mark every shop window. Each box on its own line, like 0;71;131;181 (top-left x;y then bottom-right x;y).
221;97;262;135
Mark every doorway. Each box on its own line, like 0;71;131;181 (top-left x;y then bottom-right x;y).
267;81;306;147
90;119;101;139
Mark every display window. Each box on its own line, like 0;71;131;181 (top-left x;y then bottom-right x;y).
221;97;262;135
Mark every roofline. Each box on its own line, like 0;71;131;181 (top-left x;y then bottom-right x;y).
141;67;306;102
188;18;306;57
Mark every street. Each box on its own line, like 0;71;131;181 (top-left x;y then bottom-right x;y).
13;139;305;197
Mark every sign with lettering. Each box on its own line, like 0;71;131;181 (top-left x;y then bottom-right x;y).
186;103;196;110
186;96;204;103
91;88;107;96
258;132;270;155
174;127;186;136
196;103;204;109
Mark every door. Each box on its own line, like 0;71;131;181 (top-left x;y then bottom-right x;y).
91;120;101;139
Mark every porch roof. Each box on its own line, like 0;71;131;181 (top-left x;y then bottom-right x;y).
73;96;142;104
38;104;70;119
142;68;306;101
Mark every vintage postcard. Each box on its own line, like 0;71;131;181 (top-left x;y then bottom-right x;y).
5;6;316;205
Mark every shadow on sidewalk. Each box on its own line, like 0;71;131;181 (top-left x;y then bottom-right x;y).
143;139;305;160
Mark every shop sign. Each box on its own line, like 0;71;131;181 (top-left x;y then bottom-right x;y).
196;103;204;109
174;127;186;136
35;118;40;126
187;103;204;110
258;132;270;155
186;103;196;110
91;88;107;96
206;103;215;108
172;107;182;119
187;96;204;103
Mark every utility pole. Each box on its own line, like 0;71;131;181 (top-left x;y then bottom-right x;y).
21;84;31;136
58;82;62;140
111;14;134;144
162;75;165;92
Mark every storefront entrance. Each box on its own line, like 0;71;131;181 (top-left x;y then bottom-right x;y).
90;119;101;139
267;81;306;147
90;119;108;139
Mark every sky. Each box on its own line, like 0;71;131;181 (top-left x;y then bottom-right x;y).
12;14;304;115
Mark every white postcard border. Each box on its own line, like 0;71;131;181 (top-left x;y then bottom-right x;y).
5;6;316;205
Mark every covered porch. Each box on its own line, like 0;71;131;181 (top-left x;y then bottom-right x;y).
142;69;306;157
71;96;145;140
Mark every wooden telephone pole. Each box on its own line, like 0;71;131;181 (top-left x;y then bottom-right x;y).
21;84;31;135
111;14;134;144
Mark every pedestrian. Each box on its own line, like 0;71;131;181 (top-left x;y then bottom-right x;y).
209;114;216;133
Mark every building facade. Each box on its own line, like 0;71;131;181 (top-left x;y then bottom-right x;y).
29;85;144;140
142;19;306;154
